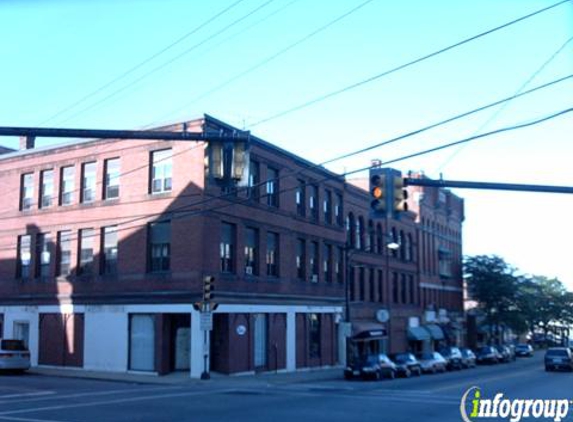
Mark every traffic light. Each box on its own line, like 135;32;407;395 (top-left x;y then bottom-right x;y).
369;168;388;219
203;276;214;302
393;176;408;212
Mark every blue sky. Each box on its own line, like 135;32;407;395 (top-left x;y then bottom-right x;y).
1;0;572;286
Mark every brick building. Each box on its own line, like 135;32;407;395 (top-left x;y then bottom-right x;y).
0;115;464;377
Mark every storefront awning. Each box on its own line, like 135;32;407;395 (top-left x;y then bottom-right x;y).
352;321;388;340
408;326;431;341
424;324;445;340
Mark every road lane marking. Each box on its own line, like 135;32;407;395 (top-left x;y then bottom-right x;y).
0;388;237;416
0;417;79;422
430;367;547;392
0;393;55;400
0;385;187;405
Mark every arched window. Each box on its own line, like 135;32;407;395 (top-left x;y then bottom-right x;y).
357;217;364;250
376;224;383;255
399;230;406;260
367;220;374;252
347;213;356;248
406;233;413;261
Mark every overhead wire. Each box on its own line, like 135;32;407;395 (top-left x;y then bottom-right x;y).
435;34;573;173
53;0;279;127
247;0;572;128
147;0;376;127
38;0;248;127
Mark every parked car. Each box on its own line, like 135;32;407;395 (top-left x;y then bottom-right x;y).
344;353;397;380
515;343;534;357
0;339;30;373
545;347;573;372
460;348;477;368
391;353;423;377
415;351;447;374
495;345;513;363
439;347;464;370
476;346;500;364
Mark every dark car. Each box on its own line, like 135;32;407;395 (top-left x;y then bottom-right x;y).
439;347;464;370
391;353;423;377
0;339;30;373
495;345;513;363
476;346;500;364
545;347;573;372
515;344;534;357
344;353;397;380
460;348;477;368
416;351;447;374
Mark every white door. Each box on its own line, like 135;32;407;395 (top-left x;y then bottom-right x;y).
13;321;30;348
174;327;190;370
253;314;267;368
129;314;155;372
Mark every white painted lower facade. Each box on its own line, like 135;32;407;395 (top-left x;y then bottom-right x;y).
0;303;342;379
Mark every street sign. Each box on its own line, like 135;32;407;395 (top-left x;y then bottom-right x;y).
200;311;213;331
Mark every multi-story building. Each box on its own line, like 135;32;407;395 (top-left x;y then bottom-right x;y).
0;115;464;377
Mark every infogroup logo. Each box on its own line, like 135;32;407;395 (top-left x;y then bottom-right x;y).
460;386;571;422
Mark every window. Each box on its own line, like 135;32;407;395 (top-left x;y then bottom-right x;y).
399;230;406;261
409;275;415;304
266;232;279;276
392;272;399;304
20;173;34;210
40;170;54;208
244;227;258;275
309;185;318;221
36;233;51;279
376;224;383;254
81;162;96;203
266;167;278;207
406;233;413;262
102;226;118;275
347;213;355;247
150;149;172;194
378;269;384;303
336;247;343;283
357;217;364;250
369;268;375;302
78;229;95;275
60;166;75;206
391;227;398;257
401;274;407;304
104;158;120;200
247;160;259;200
309;241;318;282
367;220;374;252
220;222;235;273
296;238;305;280
17;235;31;279
359;267;365;301
349;267;355;301
57;230;72;276
148;221;170;272
323;190;332;224
323;244;332;282
335;193;343;226
308;313;321;359
295;180;305;217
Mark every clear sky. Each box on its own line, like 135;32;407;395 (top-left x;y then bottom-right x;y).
1;0;572;286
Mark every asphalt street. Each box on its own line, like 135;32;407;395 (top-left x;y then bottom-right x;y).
0;353;571;422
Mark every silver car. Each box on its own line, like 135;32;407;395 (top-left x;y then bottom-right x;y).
0;339;31;372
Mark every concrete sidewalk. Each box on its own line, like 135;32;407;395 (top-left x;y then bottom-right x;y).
28;365;344;387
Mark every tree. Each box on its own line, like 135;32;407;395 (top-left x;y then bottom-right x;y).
464;255;521;343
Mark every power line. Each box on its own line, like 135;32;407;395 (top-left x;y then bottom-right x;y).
248;0;572;128
2;105;570;250
54;0;278;127
343;106;573;177
149;0;375;126
435;34;573;173
38;0;247;127
1;73;570;230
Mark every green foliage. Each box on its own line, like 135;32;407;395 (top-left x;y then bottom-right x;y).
464;255;573;338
